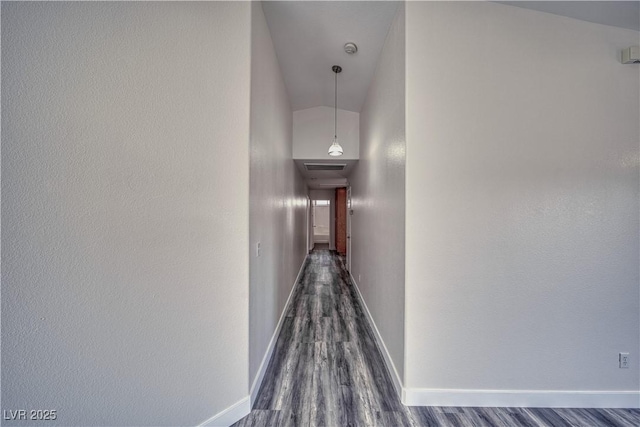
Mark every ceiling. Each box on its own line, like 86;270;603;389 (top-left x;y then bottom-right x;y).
262;1;399;113
263;1;637;116
497;1;640;31
266;0;638;189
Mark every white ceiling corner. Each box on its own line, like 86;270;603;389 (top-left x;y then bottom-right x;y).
496;1;640;32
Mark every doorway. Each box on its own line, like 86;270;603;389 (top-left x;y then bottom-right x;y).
312;200;330;249
335;187;347;256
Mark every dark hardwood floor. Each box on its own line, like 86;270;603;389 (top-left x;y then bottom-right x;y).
233;249;640;427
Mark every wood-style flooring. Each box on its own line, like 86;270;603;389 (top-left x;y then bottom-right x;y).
233;249;640;427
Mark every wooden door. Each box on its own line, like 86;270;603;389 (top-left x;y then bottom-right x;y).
335;187;347;255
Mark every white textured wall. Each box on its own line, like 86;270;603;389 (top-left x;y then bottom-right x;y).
249;2;308;387
293;106;359;160
349;4;406;383
405;1;639;394
1;2;251;425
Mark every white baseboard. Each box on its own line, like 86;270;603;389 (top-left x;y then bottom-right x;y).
249;255;309;405
197;396;251;427
199;256;308;427
201;260;638;426
347;274;639;410
402;388;640;408
349;272;404;402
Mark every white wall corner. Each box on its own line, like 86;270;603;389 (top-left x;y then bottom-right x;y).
349;272;404;401
202;256;308;427
250;255;310;405
402;389;640;409
197;396;251;427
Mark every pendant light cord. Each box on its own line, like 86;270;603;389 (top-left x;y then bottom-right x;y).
334;69;337;139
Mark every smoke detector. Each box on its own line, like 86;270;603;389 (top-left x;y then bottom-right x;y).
344;42;358;55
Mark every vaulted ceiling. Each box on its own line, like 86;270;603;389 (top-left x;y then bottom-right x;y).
262;1;398;113
262;1;639;115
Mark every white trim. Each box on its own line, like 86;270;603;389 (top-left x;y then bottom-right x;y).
402;388;640;408
349;272;404;401
197;396;250;427
199;256;308;427
249;255;309;406
346;272;640;410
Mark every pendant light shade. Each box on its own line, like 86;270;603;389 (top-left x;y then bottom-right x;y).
328;65;344;157
328;137;343;156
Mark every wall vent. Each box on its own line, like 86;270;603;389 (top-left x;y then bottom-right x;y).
304;163;347;171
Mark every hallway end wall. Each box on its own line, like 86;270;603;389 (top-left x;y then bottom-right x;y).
249;1;308;392
293;106;359;160
349;3;406;386
309;189;337;251
405;1;640;403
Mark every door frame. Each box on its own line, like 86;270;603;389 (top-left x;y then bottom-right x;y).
346;186;352;271
335;187;347;255
306;196;312;254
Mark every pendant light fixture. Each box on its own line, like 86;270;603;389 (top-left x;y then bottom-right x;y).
328;65;344;157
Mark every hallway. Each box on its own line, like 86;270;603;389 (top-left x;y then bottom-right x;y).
233;249;640;427
236;248;406;426
2;3;639;425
